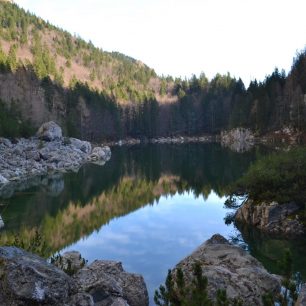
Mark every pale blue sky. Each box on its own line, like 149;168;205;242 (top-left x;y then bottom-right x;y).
14;0;306;85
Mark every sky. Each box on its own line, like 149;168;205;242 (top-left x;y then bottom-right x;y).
14;0;306;86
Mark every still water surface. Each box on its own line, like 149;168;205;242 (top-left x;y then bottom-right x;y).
1;144;306;304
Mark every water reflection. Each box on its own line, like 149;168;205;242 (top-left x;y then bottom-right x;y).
0;144;305;304
61;191;239;304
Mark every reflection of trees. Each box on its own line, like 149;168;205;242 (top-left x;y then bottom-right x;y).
0;144;265;254
235;222;306;279
0;176;180;254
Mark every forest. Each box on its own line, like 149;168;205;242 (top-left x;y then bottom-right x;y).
0;1;306;140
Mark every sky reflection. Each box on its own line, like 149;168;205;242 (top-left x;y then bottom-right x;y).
62;190;238;305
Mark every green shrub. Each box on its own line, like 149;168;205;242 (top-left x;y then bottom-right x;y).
230;147;306;204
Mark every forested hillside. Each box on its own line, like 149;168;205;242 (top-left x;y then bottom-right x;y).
0;1;306;141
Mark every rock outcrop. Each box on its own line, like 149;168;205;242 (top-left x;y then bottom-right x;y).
172;234;281;305
235;200;305;236
0;247;149;306
0;247;75;306
74;260;148;306
221;127;255;152
0;122;111;191
37;121;63;141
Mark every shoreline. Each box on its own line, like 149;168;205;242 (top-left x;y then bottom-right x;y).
0;122;111;192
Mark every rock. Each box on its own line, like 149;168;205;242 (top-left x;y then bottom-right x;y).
0;174;8;185
73;260;148;306
37;121;62;141
0;246;75;305
67;292;94;306
70;138;92;154
235;200;305;236
88;146;111;162
53;251;86;275
0;247;148;306
172;234;281;305
0;137;12;148
221;128;254;152
0;125;111;197
296;284;306;306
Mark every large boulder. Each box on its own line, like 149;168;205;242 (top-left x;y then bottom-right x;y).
37;121;62;141
0;247;75;305
173;234;281;305
69;138;92;154
235;200;304;236
73;260;148;306
88;146;111;162
0;247;149;306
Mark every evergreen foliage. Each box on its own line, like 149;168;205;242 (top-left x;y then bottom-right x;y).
154;262;242;306
1;1;306;140
229;147;306;205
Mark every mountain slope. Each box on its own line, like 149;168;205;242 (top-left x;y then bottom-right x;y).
0;1;306;142
0;1;176;104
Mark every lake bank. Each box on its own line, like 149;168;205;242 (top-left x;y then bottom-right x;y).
0;121;111;192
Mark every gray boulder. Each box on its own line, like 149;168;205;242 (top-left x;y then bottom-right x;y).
172;234;281;305
0;246;75;305
89;146;111;162
37;121;62;141
235;200;304;236
73;260;148;306
70;138;92;154
0;247;148;306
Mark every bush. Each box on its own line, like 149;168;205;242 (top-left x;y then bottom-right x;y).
230;147;306;205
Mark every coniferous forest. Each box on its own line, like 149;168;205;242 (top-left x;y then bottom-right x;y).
0;1;306;140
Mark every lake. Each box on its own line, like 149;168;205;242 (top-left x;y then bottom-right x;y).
1;143;306;305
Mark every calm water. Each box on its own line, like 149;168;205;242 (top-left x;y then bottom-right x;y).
1;144;306;304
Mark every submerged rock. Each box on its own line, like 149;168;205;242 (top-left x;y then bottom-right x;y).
235;200;305;236
172;234;281;305
0;247;149;306
37;121;63;141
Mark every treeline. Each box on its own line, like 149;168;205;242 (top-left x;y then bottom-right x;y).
1;1;306;140
119;50;306;139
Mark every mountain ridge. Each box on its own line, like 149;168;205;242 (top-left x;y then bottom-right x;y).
0;1;306;142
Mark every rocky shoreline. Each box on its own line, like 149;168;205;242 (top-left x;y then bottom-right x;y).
2;234;306;306
235;200;305;236
0;121;111;191
0;234;305;305
0;247;148;306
